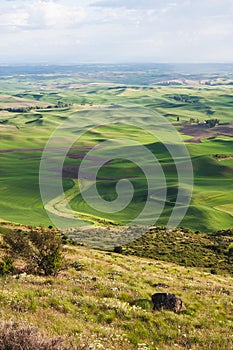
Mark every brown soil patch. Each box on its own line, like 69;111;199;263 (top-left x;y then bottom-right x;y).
0;125;18;131
0;147;45;153
61;164;137;181
0;95;51;109
0;146;90;154
179;123;233;143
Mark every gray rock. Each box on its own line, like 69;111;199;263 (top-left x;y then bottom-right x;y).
151;293;186;313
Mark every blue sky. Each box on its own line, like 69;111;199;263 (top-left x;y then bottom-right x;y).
0;0;232;63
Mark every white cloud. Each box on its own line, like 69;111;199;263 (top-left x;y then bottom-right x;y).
0;10;29;28
92;0;170;9
0;0;232;63
29;1;87;29
0;1;87;30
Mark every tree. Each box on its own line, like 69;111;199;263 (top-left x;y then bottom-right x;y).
205;119;219;128
2;229;63;276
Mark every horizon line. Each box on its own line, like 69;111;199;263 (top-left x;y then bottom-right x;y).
0;62;233;66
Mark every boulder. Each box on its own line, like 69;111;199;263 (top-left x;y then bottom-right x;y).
151;293;186;313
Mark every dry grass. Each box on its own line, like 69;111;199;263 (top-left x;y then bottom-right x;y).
0;245;233;349
0;320;77;350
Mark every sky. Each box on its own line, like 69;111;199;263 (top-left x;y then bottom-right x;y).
0;0;233;64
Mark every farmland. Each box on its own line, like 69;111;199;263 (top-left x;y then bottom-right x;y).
0;64;232;234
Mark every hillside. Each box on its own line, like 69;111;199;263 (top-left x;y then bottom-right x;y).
0;69;232;232
121;227;233;276
0;66;232;349
0;224;233;350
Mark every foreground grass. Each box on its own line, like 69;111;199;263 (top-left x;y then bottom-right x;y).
0;238;233;349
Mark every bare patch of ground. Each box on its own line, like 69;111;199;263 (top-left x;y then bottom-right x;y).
61;164;137;180
0;146;90;154
0;147;45;153
179;123;233;143
0;94;51;109
0;125;18;131
0;145;136;181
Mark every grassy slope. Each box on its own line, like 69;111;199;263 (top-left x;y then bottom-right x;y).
121;227;233;275
0;226;233;349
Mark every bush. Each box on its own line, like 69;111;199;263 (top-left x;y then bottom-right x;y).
2;229;63;276
0;320;75;350
0;256;14;276
114;246;123;254
70;261;86;271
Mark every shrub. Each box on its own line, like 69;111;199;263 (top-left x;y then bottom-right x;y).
70;261;86;271
0;256;14;276
114;246;123;254
2;229;63;276
0;320;76;350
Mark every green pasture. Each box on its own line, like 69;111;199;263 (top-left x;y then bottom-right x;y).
0;79;232;231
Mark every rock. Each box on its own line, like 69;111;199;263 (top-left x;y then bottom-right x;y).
151;293;186;313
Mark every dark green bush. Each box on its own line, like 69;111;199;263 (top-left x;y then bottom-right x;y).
114;246;123;254
70;261;86;271
0;256;14;276
2;229;63;276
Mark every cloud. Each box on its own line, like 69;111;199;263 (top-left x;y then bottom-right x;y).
91;0;169;9
28;1;87;29
0;1;87;30
0;10;29;28
0;0;232;63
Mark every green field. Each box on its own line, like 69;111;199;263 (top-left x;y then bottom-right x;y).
0;66;232;233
